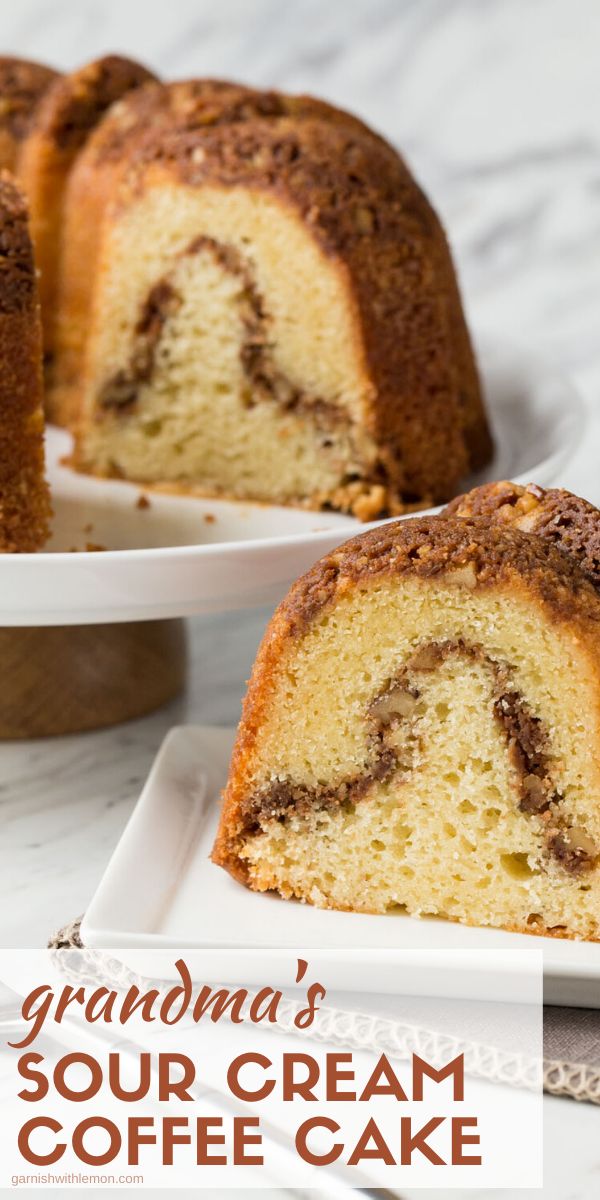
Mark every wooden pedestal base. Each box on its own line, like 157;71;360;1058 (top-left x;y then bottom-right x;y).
0;619;187;738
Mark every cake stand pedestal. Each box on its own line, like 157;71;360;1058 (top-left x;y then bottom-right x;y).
0;620;187;738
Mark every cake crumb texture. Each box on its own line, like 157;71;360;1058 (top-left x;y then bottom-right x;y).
213;496;600;941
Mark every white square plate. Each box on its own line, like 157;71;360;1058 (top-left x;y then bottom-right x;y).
81;727;600;1007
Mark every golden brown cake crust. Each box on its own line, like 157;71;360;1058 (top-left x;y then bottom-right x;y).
52;78;374;423
53;77;377;426
0;57;60;171
24;54;156;154
110;112;490;503
53;76;462;453
16;54;157;364
78;78;391;165
0;172;50;551
0;172;39;312
273;514;600;633
444;481;600;590
212;513;600;878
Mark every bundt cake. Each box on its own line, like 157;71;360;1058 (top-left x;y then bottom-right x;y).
69;102;490;516
213;483;600;941
0;57;60;173
0;173;50;551
15;55;156;362
51;78;398;429
3;56;492;517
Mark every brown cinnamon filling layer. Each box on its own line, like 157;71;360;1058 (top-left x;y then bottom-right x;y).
98;234;347;434
242;639;597;877
94;234;404;517
240;744;397;837
98;279;182;411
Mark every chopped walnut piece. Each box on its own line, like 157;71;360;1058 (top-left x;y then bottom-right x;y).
548;828;597;874
512;511;540;532
369;685;419;724
446;562;477;588
313;480;408;521
352;485;388;522
520;773;550;813
407;644;443;671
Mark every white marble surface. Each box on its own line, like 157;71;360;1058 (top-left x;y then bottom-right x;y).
1;0;600;1196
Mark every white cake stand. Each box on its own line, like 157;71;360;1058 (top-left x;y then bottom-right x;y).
0;338;585;735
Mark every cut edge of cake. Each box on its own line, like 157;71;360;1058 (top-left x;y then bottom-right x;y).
69;105;491;517
213;486;600;941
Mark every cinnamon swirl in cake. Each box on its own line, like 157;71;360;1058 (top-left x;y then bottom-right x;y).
214;485;600;940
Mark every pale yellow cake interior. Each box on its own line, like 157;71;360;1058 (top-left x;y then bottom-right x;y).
239;576;600;939
75;183;381;506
